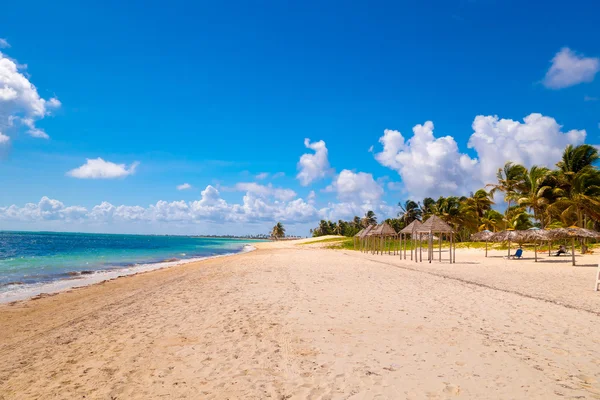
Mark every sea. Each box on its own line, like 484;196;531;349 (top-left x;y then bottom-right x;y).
0;231;260;303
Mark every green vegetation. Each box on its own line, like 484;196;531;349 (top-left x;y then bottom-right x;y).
270;222;285;240
297;237;347;245
310;144;600;242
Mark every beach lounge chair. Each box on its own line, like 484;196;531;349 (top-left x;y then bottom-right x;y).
506;248;523;259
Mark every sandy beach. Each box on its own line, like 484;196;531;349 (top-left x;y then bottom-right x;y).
1;239;599;399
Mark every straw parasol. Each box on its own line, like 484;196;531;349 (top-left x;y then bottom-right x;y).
368;222;398;255
399;220;423;261
471;229;493;257
523;227;551;262
358;224;375;252
546;226;600;266
489;229;528;257
353;228;364;250
416;215;455;264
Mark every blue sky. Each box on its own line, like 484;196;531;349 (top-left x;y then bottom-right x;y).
0;0;599;235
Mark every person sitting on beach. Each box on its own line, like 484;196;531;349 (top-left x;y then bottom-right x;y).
554;245;567;256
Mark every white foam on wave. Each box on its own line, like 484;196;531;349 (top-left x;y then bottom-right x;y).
0;245;257;304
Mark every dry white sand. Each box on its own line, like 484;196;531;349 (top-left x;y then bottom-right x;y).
1;239;599;399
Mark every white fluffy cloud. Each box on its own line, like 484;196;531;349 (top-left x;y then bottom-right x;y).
177;183;192;190
319;169;395;221
468;113;586;183
0;186;319;227
255;172;269;180
374;114;587;199
67;158;139;179
326;169;384;203
0;197;88;222
543;48;600;89
231;182;297;201
0;49;60;141
0;39;9;49
375;122;479;198
296;138;332;186
0;132;9;144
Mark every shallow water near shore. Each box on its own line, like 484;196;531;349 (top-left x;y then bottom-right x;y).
0;231;260;303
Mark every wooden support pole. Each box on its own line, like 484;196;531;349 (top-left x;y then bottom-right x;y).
439;233;442;262
572;237;576;266
419;233;422;262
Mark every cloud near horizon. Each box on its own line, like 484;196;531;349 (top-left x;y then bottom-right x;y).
67;158;140;179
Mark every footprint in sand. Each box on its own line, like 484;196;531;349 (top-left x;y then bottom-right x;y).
443;384;461;396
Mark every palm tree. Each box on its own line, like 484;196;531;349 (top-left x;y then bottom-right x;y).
549;145;600;227
420;197;437;219
556;144;599;176
549;167;600;227
505;206;533;230
318;220;331;236
517;165;551;227
464;189;494;220
487;162;527;212
271;222;285;240
480;209;504;232
398;200;421;225
362;210;377;227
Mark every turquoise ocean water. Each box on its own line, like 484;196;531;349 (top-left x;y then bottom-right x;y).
0;231;259;302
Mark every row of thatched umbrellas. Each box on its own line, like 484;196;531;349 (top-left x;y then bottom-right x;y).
354;216;457;264
471;226;600;265
353;218;599;267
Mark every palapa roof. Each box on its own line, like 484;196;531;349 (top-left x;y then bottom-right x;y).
354;228;365;238
400;219;422;234
489;229;532;243
358;224;375;239
367;222;397;236
417;215;454;233
471;229;493;241
546;226;600;240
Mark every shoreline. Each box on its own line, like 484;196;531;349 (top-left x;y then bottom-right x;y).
0;244;256;304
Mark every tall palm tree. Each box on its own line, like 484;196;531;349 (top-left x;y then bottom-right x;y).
556;144;599;176
549;145;600;227
516;165;551;227
362;210;377;227
420;197;437;219
398;200;421;225
480;209;504;232
486;162;527;212
271;222;285;240
549;167;600;226
464;189;494;220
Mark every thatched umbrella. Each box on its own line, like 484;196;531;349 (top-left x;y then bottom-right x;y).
368;222;398;255
546;226;600;266
490;229;528;257
416;215;455;263
353;228;364;250
471;229;493;257
358;224;375;252
399;220;423;261
522;227;551;262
